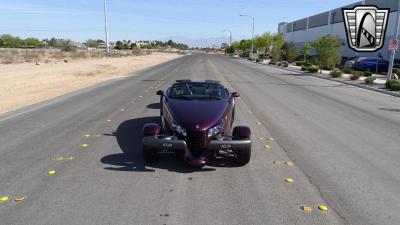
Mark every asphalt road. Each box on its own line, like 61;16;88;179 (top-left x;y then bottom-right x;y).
1;54;400;225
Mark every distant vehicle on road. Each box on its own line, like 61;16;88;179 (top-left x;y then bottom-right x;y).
352;57;389;72
142;80;251;168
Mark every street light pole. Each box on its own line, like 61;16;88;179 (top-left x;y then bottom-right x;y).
222;29;232;46
240;14;255;59
104;0;110;53
387;1;400;82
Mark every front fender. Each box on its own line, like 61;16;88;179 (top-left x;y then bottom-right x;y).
232;126;251;139
143;123;161;136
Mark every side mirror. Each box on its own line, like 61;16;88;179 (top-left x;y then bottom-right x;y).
156;90;164;96
232;92;240;98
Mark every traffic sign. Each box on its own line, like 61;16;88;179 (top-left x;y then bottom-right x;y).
389;39;398;51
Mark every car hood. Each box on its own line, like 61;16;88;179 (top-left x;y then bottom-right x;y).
167;99;229;131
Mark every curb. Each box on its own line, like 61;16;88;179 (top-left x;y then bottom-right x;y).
245;59;400;98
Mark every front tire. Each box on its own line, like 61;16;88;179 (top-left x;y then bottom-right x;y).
234;138;251;166
142;143;158;163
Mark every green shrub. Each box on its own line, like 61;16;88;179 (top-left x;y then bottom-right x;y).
330;69;342;78
256;58;263;63
268;61;276;65
341;67;353;74
63;45;76;52
308;66;319;73
392;68;400;75
304;61;313;67
364;76;376;84
295;61;305;66
363;71;373;77
301;66;308;71
276;62;281;66
350;71;362;80
388;81;400;91
281;61;289;67
386;80;400;90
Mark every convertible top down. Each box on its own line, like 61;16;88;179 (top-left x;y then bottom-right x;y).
142;80;251;168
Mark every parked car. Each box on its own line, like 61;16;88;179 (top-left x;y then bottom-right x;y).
344;57;360;68
352;57;389;72
142;80;252;168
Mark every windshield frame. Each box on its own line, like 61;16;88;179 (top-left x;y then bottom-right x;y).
167;82;229;101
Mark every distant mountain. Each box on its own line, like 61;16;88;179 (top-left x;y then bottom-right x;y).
161;36;231;48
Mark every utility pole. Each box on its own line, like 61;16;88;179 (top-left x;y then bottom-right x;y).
104;0;110;53
387;1;400;82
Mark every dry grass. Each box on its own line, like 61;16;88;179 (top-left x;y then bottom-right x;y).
0;48;159;65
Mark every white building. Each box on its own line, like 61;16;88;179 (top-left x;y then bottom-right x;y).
278;0;400;60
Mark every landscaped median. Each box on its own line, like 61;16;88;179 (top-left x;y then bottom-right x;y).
255;59;400;97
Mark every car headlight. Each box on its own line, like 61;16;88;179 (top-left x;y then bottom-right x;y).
208;119;225;137
172;121;187;136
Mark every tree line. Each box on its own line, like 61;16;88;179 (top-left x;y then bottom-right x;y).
0;34;188;51
228;32;343;70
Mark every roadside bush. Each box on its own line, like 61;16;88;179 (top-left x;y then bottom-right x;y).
301;66;308;71
392;68;400;75
281;61;289;67
363;71;373;77
307;66;319;73
350;71;362;80
341;67;353;74
256;58;263;63
364;76;376;84
303;61;313;67
386;80;400;91
269;61;276;65
295;61;305;66
330;69;342;78
276;62;281;66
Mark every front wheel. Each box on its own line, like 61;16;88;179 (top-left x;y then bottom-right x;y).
142;144;158;163
235;138;251;166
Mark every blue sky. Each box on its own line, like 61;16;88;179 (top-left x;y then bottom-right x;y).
0;0;356;45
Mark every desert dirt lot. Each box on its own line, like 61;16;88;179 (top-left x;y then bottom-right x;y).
0;53;182;115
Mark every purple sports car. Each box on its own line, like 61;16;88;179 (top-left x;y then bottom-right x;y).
142;80;252;168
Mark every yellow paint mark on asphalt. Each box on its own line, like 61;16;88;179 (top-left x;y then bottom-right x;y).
256;122;262;125
285;161;294;166
0;196;9;202
54;156;63;161
258;137;264;140
267;137;274;141
83;134;90;138
14;197;26;202
264;145;270;149
301;206;312;212
106;119;112;122
47;170;56;175
94;134;101;137
285;178;294;183
273;160;281;165
65;156;74;160
318;205;329;211
81;144;88;148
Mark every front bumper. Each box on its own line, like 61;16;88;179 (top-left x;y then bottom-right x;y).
142;136;251;152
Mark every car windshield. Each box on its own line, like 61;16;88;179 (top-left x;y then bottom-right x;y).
169;82;229;100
